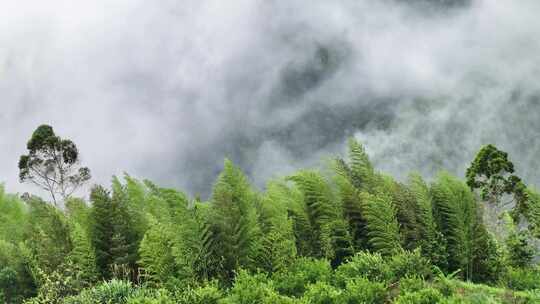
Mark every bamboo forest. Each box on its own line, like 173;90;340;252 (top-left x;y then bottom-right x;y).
3;0;540;303
1;125;540;303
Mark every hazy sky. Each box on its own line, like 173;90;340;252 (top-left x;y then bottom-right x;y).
1;0;540;198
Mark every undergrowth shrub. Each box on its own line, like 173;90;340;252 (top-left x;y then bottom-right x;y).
335;251;392;286
62;280;136;304
272;258;332;297
388;249;432;281
301;281;341;304
398;275;426;294
500;267;540;291
340;277;386;304
174;282;223;304
394;288;444;304
126;289;173;304
221;270;295;304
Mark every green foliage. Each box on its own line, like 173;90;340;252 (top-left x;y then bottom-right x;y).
171;202;217;282
500;267;540;291
340;277;386;304
220;270;293;304
18;125;91;205
24;198;73;276
524;188;540;238
62;279;136;304
138;219;177;287
65;199;91;233
466;144;517;201
67;223;98;289
24;267;80;304
288;170;353;265
408;174;448;267
256;182;298;273
0;242;36;304
431;173;478;279
89;180;141;282
280;184;314;257
471;224;504;283
335;251;392;285
301;281;341;304
333;138;375;252
109;177;143;280
398;275;427;294
388;249;432;281
344;138;375;191
335;249;431;288
503;214;535;268
0;267;18;303
360;191;402;256
208;159;263;282
88;185;115;279
466;144;527;220
388;181;422;251
3;139;540;303
272;258;333;297
0;187;28;243
505;231;535;268
126;290;174;304
0;196;35;303
175;283;223;304
394;288;444;304
333;171;369;252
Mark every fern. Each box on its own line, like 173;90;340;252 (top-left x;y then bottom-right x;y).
68;222;98;289
281;184;315;257
389;181;421;250
360;192;402;256
0;186;28;244
170;201;221;283
138;217;176;287
333;170;369;252
431;173;478;279
256;182;297;273
347;138;375;190
288;170;353;264
333;138;376;192
524;188;540;238
208;159;263;282
408;173;446;266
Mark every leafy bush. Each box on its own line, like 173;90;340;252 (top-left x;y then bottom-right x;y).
63;280;136;304
301;282;341;304
335;251;392;286
272;258;333;297
394;288;444;304
398;275;427;294
388;249;432;281
501;267;540;291
175;282;223;304
458;293;499;304
220;270;294;304
0;240;36;303
340;277;386;304
25;269;79;304
126;290;174;304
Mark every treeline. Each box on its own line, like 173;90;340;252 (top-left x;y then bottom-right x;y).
1;139;540;303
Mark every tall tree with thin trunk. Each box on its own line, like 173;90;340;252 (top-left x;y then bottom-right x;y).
18;125;91;206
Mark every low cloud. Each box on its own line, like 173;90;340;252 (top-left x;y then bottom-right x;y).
1;0;539;198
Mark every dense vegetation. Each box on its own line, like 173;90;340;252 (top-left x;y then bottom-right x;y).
1;127;540;303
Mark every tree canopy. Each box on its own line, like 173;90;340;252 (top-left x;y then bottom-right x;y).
19;125;91;206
